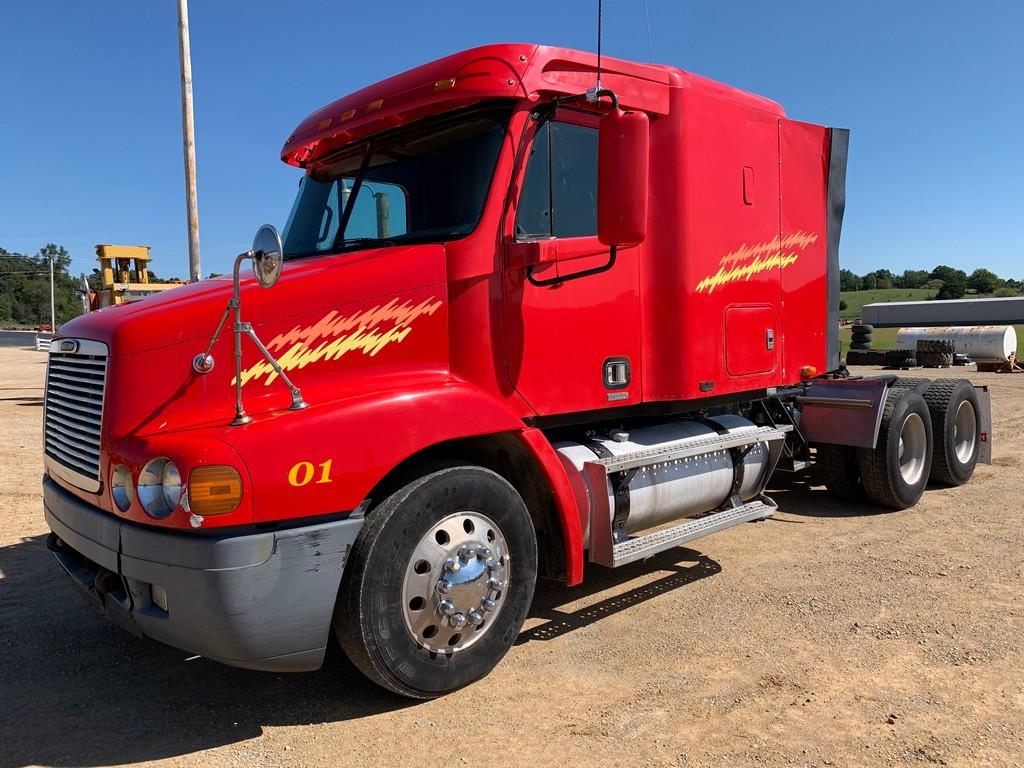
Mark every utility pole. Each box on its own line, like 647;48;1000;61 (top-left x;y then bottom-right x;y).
176;0;201;281
49;252;56;332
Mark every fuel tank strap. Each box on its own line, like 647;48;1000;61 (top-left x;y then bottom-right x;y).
695;418;751;510
582;439;634;544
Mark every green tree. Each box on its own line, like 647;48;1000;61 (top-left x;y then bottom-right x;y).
936;273;967;300
0;244;82;327
839;268;860;292
899;269;930;289
967;268;1000;294
872;268;896;286
930;265;967;285
861;273;877;290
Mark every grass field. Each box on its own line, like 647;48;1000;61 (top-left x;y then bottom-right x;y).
839;287;936;320
839;324;1024;359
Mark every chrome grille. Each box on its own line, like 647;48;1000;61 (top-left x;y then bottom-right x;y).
44;339;108;492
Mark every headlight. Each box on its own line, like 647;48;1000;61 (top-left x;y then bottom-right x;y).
138;458;181;519
111;465;133;511
161;461;182;511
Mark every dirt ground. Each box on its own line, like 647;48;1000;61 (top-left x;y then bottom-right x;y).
1;345;1021;768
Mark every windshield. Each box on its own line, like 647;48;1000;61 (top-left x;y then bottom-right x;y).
282;104;511;258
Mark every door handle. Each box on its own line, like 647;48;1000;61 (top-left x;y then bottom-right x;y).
527;246;618;287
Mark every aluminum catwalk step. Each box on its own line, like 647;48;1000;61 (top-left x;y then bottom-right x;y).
587;425;792;474
582;424;791;568
606;500;775;567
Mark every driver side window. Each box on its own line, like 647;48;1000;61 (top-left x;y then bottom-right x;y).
515;121;598;240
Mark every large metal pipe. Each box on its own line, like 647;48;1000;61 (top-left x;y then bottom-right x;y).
895;325;1017;362
555;416;772;548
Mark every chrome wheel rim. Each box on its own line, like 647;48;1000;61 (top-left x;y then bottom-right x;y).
953;400;977;464
401;511;510;654
897;412;928;485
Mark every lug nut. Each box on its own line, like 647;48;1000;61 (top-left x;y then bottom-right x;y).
485;557;499;569
450;612;467;629
439;599;455;616
476;546;491;559
481;597;496;612
443;558;461;573
436;580;452;594
487;577;504;591
458;545;475;561
468;609;483;624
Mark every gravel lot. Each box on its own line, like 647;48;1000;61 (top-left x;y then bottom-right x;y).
1;345;1021;768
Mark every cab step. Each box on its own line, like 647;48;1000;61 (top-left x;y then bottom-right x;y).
605;499;776;567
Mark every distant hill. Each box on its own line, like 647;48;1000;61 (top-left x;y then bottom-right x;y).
840;287;936;321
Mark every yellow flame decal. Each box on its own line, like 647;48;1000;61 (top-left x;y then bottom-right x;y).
235;296;442;387
696;231;819;294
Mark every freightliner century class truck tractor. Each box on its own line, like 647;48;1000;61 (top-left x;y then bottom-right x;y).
42;44;991;698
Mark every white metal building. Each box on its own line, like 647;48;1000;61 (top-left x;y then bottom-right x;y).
861;296;1024;327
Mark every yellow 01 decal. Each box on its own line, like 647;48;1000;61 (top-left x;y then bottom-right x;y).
288;459;333;487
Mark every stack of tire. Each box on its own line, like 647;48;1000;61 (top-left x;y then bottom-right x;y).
846;323;888;366
916;339;955;368
849;323;873;350
885;348;918;369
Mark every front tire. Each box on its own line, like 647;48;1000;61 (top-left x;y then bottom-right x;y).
335;466;537;699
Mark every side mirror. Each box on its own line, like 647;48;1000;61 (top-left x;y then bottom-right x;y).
597;108;650;247
251;224;284;289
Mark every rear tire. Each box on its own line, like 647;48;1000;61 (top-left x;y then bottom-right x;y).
852;324;874;334
817;443;864;499
857;389;933;510
335;466;537;699
923;379;980;486
850;341;872;350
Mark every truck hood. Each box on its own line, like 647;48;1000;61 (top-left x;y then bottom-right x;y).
56;244;450;438
60;244;447;356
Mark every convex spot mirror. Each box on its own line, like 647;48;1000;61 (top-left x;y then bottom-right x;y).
597;108;650;247
251;224;284;288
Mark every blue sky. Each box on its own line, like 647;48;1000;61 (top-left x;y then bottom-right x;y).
1;1;1021;279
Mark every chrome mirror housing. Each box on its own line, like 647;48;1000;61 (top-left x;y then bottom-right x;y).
251;224;284;289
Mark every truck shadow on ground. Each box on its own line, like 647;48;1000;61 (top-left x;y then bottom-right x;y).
0;535;718;767
766;472;895;518
518;548;721;645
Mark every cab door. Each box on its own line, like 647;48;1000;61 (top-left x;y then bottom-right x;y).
502;110;642;416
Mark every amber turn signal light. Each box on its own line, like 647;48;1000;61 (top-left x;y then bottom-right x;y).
800;365;817;380
187;465;243;516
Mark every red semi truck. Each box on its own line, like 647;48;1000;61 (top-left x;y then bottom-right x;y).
43;44;990;698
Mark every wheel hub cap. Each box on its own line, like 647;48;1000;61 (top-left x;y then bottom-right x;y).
898;411;928;486
953;399;977;464
401;511;510;653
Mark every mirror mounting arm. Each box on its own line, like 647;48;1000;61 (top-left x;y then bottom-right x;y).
192;229;309;427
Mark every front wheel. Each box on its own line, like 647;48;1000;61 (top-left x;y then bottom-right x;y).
335;466;537;698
